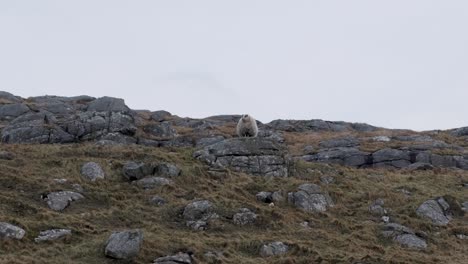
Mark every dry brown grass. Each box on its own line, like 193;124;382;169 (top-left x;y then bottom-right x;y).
0;144;467;264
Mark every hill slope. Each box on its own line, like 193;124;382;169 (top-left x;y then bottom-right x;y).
0;92;467;263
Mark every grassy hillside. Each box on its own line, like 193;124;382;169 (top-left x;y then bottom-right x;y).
1;143;467;264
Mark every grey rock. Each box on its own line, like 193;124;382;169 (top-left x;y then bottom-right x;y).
196;136;225;147
381;223;427;250
233;208;257;226
0;151;14;160
259;241;289;257
394;234;427;250
0;91;21;103
154;252;192;264
104;229;143;259
1;111;74;144
0;222;26;240
194;138;289;177
319;137;359;149
0;103;30;120
303;145;315;155
407;162;434;171
416;198;452;226
451;126;468;137
267;119;376;132
87;96;130;112
134;177;173;189
394;135;434;142
34;229;71;242
123;162;154;181
80;162;105;181
271;191;284;202
99;132;137;145
288;183;334;213
462;201;468;212
320;176;336;184
256;192;273;203
155;163;181;177
372;148;411;168
456;234;468;240
369;199;387;216
183;200;215;222
144;122;177;138
44;191;84;211
151;110;172;122
257;129;285;143
430;154;457;168
303;147;370;167
149;196;167;206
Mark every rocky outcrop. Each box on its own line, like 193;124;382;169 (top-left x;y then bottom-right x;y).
194;138;289;177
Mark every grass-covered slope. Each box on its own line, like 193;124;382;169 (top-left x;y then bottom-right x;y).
1;143;467;263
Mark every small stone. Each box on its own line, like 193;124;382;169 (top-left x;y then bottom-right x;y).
259;241;289;257
320;176;336;184
80;162;105;181
271;191;284;202
155;163;181;177
0;222;25;240
456;234;468;240
105;229;143;260
35;229;71;242
154;252;192;264
149;196;167;206
369;199;387;216
134;177;173;189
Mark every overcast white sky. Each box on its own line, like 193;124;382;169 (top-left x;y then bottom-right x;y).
1;1;467;131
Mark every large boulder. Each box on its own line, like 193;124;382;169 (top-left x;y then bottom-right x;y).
80;162;105;181
123;161;155;181
288;184;334;213
194;138;289;177
44;191;84;211
104;229;143;259
416;197;454;226
0;222;26;240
